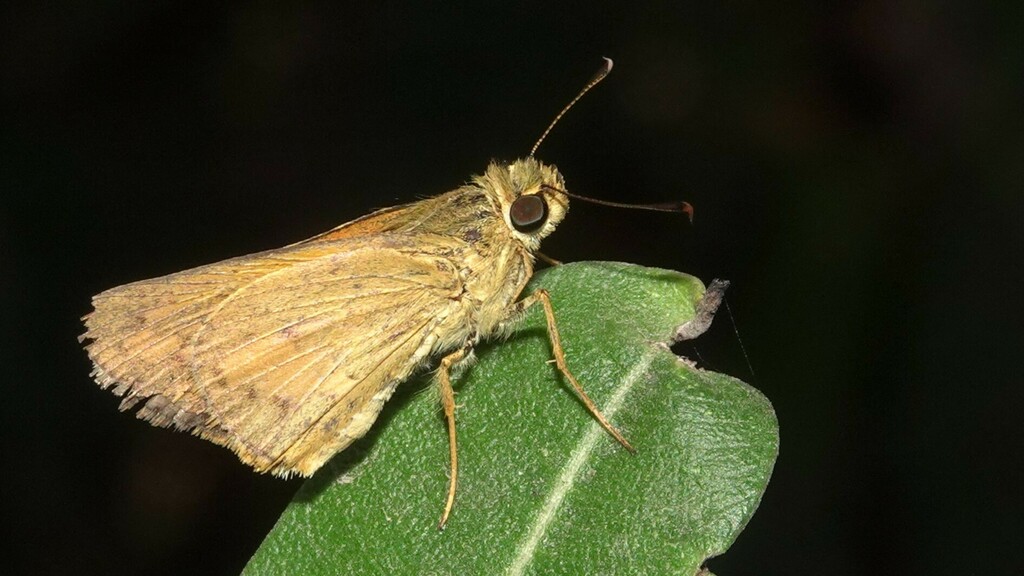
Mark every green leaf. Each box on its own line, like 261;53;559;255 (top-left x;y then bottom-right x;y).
244;262;778;575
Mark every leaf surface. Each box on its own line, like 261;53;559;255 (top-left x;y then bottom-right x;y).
244;262;778;575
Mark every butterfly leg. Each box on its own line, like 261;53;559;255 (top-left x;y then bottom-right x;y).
436;343;471;530
511;289;635;453
535;251;563;266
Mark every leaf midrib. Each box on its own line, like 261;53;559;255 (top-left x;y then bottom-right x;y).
506;346;658;575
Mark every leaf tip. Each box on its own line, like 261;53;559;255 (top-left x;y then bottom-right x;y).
673;278;729;343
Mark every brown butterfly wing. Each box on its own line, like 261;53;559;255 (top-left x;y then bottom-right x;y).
83;251;288;413
83;234;468;477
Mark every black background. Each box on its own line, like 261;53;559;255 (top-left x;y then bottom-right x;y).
3;3;1021;575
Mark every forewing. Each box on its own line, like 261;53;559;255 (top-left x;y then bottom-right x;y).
83;251;292;410
83;235;466;477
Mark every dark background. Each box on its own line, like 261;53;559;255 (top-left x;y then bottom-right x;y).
3;2;1021;575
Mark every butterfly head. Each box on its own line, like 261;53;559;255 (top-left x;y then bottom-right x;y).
477;158;570;252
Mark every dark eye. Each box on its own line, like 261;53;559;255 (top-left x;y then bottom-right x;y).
509;195;548;232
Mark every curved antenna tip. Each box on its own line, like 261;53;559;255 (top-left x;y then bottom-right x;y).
530;58;615;157
681;201;694;223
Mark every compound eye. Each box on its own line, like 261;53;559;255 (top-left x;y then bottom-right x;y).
509;195;548;232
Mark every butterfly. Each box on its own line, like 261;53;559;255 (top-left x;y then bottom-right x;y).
80;58;689;527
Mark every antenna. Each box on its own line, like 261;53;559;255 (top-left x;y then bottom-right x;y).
533;58;695;224
529;57;613;157
541;184;695;222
